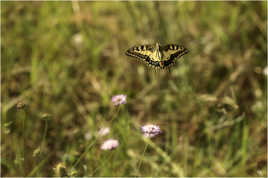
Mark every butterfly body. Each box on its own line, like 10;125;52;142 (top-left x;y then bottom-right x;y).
125;43;189;69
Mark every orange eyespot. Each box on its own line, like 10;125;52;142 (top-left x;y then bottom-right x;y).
160;61;164;67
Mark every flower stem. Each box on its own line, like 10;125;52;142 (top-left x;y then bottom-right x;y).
110;106;120;123
137;143;148;173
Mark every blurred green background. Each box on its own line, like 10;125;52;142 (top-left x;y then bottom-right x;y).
1;1;267;177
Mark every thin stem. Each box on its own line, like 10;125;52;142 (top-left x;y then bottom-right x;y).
72;139;96;169
21;110;26;176
110;106;120;123
92;151;115;176
41;119;48;154
137;143;149;172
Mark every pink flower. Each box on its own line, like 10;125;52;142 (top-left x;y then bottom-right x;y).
100;139;119;150
97;127;110;137
111;94;127;106
141;124;162;138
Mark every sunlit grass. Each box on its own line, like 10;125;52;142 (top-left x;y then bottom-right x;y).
1;1;267;177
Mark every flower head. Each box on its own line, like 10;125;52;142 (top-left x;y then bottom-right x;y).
111;94;127;106
100;139;119;150
97;127;110;137
141;124;162;138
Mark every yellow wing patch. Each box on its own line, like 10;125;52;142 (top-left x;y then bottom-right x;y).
126;44;158;61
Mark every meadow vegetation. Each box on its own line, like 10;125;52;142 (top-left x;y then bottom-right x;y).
1;1;267;176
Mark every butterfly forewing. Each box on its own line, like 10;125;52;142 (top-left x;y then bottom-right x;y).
125;44;155;61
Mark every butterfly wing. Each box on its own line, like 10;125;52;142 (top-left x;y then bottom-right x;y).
160;44;189;67
125;44;161;68
125;44;154;60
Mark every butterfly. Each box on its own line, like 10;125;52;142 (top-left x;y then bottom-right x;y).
125;43;189;69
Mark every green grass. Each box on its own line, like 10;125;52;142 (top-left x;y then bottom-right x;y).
1;1;267;177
